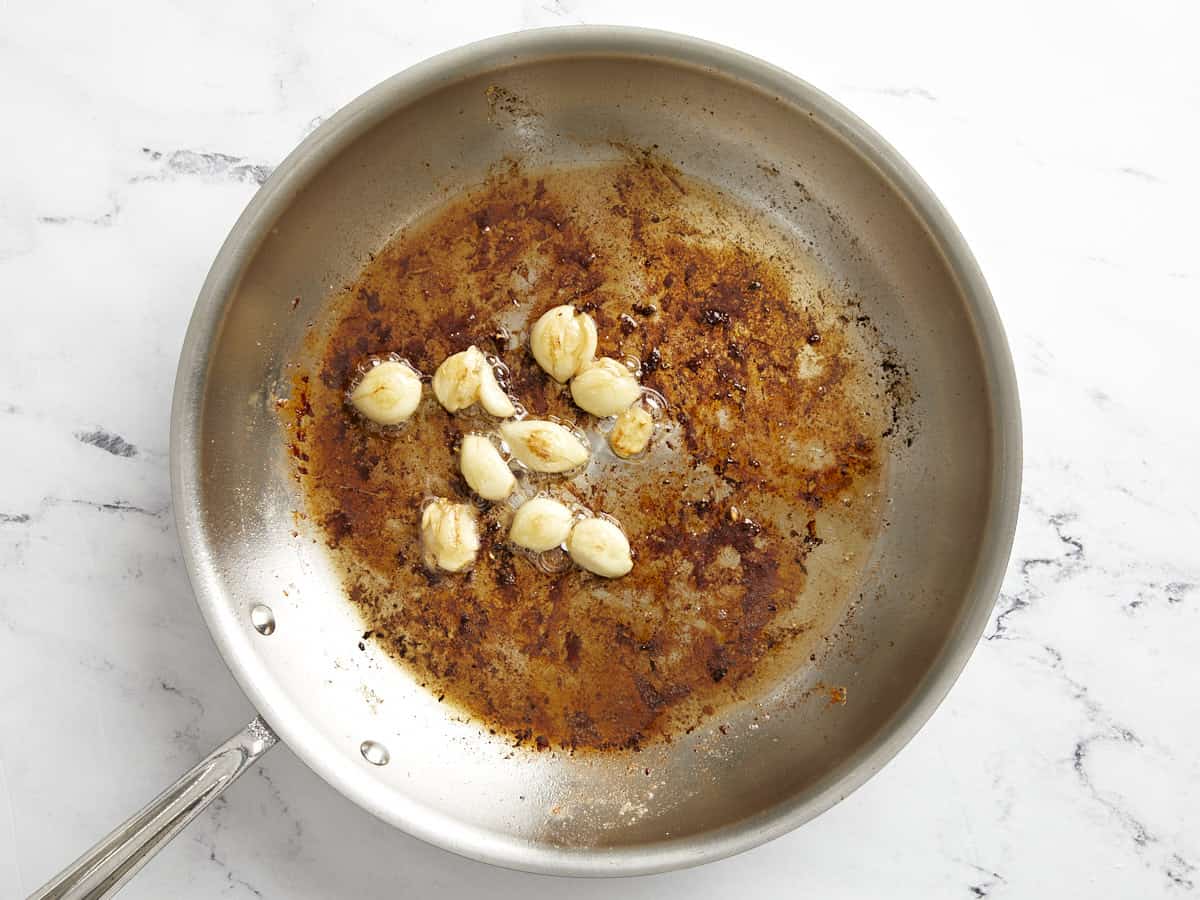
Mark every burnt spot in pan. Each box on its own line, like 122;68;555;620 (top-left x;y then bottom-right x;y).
284;158;900;751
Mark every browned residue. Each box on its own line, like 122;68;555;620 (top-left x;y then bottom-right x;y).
485;85;542;126
284;156;893;751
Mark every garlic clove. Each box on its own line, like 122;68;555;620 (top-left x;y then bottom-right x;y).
349;360;422;425
432;346;517;417
567;517;633;578
432;346;485;412
609;404;654;458
459;434;516;501
477;363;517;418
348;360;422;427
420;498;480;572
499;420;590;473
569;358;642;417
509;496;574;552
529;305;597;382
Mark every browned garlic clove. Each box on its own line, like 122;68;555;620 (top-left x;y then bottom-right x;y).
349;360;422;424
567;517;633;577
608;404;654;457
509;496;574;552
459;434;516;501
529;305;598;382
499;419;590;473
420;498;480;572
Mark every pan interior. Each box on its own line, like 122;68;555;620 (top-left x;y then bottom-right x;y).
181;37;1005;872
287;157;897;754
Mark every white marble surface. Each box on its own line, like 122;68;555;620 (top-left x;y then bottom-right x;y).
1;1;1198;897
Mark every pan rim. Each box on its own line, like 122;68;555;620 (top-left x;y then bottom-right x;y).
170;24;1022;877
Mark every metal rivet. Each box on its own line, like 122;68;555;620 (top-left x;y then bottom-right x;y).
360;740;390;766
250;604;276;636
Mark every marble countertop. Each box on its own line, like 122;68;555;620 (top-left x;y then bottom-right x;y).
2;1;1197;897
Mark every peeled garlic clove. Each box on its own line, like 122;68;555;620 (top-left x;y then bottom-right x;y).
432;346;485;412
420;498;479;572
567;517;633;578
460;434;515;501
609;404;653;458
349;360;422;425
529;305;597;382
477;363;517;418
500;420;590;473
569;358;641;417
509;496;574;552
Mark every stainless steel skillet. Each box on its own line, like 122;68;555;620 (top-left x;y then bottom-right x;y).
34;25;1021;897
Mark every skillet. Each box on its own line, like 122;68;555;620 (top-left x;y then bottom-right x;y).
33;26;1021;897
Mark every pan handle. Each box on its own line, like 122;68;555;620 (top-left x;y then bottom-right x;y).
29;716;278;900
